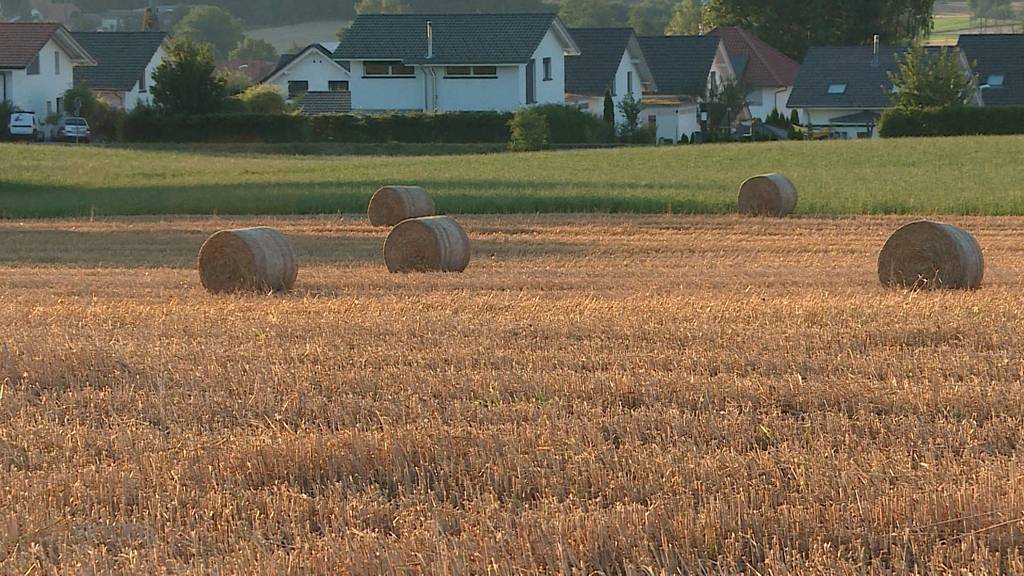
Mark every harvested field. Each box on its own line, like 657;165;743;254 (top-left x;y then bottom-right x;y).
3;215;1024;574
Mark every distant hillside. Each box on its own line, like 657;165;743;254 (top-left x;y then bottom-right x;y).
247;20;349;53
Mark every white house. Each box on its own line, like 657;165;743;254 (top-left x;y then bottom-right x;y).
71;31;168;111
708;26;800;121
334;13;581;113
0;22;95;118
788;43;977;139
564;28;656;124
638;35;739;143
262;42;351;103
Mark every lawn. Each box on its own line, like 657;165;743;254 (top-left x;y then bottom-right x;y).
3;214;1024;573
2;135;1024;218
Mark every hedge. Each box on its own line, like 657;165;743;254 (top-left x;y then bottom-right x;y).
121;106;612;145
879;106;1024;138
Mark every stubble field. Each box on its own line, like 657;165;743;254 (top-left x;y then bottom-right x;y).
3;214;1024;574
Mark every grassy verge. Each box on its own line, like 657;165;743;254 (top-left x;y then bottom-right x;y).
3;135;1024;218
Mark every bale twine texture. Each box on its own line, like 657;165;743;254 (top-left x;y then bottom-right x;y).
368;186;436;227
384;216;471;273
198;227;298;293
737;173;798;217
878;220;984;290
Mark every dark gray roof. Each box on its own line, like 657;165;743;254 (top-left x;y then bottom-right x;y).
565;28;633;96
638;35;721;96
262;43;350;83
72;31;166;92
830;110;881;124
298;91;352;115
958;34;1024;106
788;46;907;109
729;54;749;84
335;13;570;65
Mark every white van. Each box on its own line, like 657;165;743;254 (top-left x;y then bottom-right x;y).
8;111;43;142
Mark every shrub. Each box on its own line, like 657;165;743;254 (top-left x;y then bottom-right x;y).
236;84;287;114
310;112;513;143
0;100;12;139
123;111;307;143
879;106;1024;138
534;104;614;144
508;108;548;151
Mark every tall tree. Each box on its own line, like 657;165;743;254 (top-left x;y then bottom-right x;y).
888;46;976;108
152;38;227;115
559;0;618;27
173;5;244;60
629;0;675;35
229;37;277;61
665;0;703;35
703;0;935;60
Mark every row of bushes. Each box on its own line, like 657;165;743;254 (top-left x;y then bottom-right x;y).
118;105;615;145
880;106;1024;138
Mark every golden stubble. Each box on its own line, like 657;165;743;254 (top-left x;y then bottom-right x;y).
2;214;1024;575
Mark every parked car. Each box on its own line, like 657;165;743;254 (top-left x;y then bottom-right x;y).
56;117;91;143
8;111;43;141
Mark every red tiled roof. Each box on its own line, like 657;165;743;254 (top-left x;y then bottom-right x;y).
709;26;800;87
0;22;61;69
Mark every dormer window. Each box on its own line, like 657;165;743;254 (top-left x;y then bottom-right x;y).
827;83;847;95
987;74;1005;87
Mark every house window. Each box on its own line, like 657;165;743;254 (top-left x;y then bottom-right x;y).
287;80;309;99
746;89;763;106
54;51;60;75
987;74;1005;87
827;83;847;94
46;100;52;115
329;80;349;91
709;71;717;93
445;66;498;78
139;71;148;93
27;54;40;75
364;61;415;77
627;71;633;94
647;114;657;127
542;57;552;81
56;97;63;114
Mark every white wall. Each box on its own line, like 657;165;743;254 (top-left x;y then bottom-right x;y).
435;65;521;112
803;108;883;139
531;28;568;105
349;60;424;111
267;49;351;100
123;43;166;110
747;86;793;121
609;49;644;124
644;103;699;143
8;38;76;117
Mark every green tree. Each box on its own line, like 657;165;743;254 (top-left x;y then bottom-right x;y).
629;0;675;35
665;0;703;35
173;5;244;60
704;0;935;60
602;89;615;125
616;92;645;142
218;69;253;96
152;38;227;115
559;0;618;27
703;79;748;136
888;46;976;108
509;107;549;151
62;84;100;118
229;37;277;61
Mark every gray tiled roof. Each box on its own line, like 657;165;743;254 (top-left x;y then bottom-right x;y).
565;28;634;96
298;91;352;115
638;35;721;96
788;46;909;109
335;13;566;64
958;34;1024;107
72;31;166;92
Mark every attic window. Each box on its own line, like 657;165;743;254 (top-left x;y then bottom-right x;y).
827;83;847;95
987;74;1005;87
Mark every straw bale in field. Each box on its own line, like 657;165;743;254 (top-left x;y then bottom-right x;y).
384;216;470;273
198;227;298;293
368;186;436;227
737;173;798;217
878;220;983;290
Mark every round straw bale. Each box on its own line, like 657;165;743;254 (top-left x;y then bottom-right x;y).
198;227;298;293
384;216;471;273
737;173;798;217
368;186;436;227
878;220;983;290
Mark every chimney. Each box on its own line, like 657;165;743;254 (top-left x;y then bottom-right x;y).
426;20;434;59
872;34;880;67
